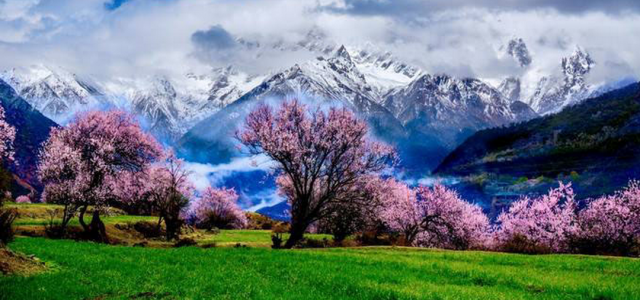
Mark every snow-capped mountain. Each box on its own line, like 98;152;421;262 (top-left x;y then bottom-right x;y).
107;69;265;141
1;65;264;141
0;66;105;124
527;47;595;115
498;77;522;102
178;45;409;165
383;74;534;150
179;45;535;171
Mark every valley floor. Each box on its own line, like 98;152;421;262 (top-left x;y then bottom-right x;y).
2;237;640;300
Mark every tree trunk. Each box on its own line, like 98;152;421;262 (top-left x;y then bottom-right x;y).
89;210;108;243
79;206;108;243
284;221;307;249
78;205;89;232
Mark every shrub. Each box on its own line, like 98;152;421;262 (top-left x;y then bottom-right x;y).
572;181;640;256
500;234;553;254
186;187;247;230
415;184;491;250
246;213;278;230
15;195;31;203
271;223;289;249
133;221;164;239
44;209;66;239
495;182;577;253
173;237;197;247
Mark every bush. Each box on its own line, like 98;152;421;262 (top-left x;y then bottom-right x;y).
173;237;197;247
15;195;31;204
133;221;164;239
357;230;392;246
500;234;553;255
495;183;577;253
186;187;247;230
571;181;640;256
294;238;330;249
271;223;289;249
246;213;278;230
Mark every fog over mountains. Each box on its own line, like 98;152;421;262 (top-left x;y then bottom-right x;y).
0;32;629;211
0;35;610;145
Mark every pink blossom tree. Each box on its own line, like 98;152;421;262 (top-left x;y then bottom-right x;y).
414;184;490;250
0;106;15;165
574;181;640;256
239;100;396;248
495;182;577;253
186;187;247;230
377;179;422;245
38;110;162;241
114;152;194;240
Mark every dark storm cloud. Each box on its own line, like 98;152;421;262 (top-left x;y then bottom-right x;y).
191;25;237;51
325;0;640;17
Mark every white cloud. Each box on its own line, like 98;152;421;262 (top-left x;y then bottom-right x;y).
0;0;638;85
184;154;275;190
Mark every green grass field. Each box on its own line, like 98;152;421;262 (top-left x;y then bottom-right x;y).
198;230;333;247
7;203;157;226
2;237;639;300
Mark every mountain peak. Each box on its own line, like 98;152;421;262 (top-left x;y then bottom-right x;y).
506;38;532;67
563;46;594;79
334;45;351;60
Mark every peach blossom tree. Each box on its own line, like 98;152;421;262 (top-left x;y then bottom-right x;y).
239;100;395;248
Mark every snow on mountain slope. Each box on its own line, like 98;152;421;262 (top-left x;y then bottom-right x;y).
178;45;409;165
0;65;105;124
527;47;595;115
383;73;532;149
2;65;265;141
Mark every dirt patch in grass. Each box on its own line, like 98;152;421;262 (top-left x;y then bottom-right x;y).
0;248;47;276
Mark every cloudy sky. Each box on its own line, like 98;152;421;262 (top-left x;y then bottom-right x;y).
0;0;639;83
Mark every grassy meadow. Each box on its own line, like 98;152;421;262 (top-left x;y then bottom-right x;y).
3;203;640;300
2;237;640;300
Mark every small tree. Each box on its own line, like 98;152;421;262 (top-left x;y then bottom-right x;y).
495;182;577;253
113;151;194;241
574;181;640;256
378;179;421;245
239;100;396;248
38;110;162;241
415;184;490;250
186;187;247;230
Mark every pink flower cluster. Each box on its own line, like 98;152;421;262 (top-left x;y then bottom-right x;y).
186;187;247;229
415;184;490;250
494;182;577;252
377;182;489;249
38;110;163;209
575;181;640;255
0;106;15;163
239;100;395;247
15;195;31;203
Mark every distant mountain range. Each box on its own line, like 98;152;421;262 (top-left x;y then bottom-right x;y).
0;33;631;212
0;35;612;169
